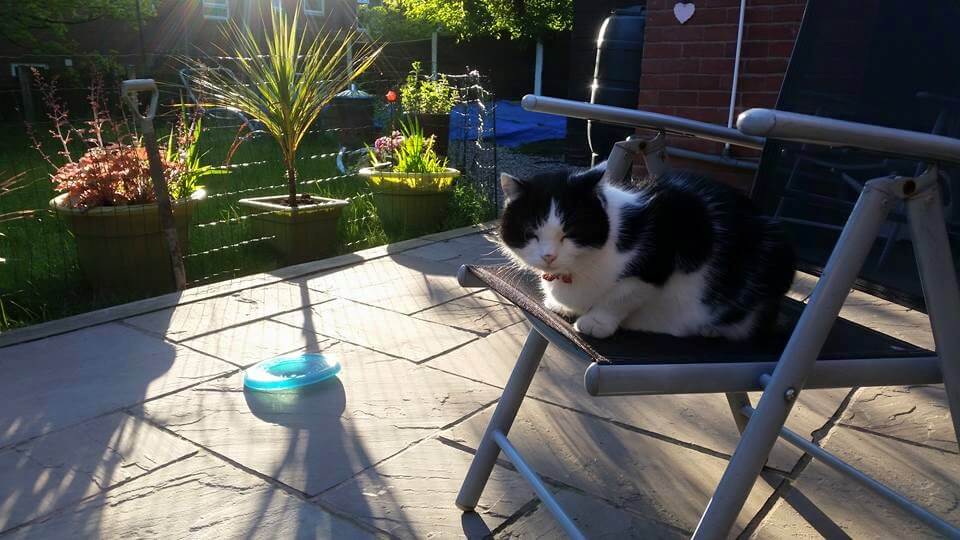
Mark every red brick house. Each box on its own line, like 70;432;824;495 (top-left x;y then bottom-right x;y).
571;0;807;190
639;0;805;189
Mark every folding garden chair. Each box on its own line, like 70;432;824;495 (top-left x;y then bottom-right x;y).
452;95;960;539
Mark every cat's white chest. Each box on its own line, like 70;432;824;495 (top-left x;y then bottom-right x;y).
540;253;624;315
541;279;601;315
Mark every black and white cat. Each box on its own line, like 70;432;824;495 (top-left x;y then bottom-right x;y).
498;164;796;340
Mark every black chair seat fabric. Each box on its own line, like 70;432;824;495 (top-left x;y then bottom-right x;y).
466;265;931;365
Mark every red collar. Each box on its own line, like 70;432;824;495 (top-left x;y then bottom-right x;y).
542;272;572;283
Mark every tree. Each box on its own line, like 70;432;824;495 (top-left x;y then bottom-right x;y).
388;0;572;41
0;0;158;52
188;6;382;207
358;4;437;42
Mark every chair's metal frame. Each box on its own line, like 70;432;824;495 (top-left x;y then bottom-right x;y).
454;95;960;539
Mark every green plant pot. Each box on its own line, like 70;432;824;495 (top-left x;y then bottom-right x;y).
358;167;459;236
50;191;203;297
238;195;348;265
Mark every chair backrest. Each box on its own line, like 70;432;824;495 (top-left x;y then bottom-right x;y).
751;0;960;312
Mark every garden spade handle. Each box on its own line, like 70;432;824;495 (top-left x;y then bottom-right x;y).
122;79;187;291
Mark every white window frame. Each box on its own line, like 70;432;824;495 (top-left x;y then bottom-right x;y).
303;0;325;17
202;0;229;21
10;63;48;78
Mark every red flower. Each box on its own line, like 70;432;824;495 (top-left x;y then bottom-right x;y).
385;90;397;103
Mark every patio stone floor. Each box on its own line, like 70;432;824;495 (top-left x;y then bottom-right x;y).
0;225;956;539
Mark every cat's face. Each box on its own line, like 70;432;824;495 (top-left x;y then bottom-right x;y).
498;167;609;274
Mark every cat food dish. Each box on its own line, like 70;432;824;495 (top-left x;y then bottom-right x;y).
497;163;796;341
243;353;341;391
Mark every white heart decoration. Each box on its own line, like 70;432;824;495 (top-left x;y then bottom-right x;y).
674;2;696;24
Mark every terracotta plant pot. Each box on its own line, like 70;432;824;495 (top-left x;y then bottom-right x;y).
50;191;203;296
238;195;349;265
358;167;460;236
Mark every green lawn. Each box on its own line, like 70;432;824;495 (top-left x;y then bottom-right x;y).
0;121;495;331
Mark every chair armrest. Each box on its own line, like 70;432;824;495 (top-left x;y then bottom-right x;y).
737;108;960;164
457;265;487;288
521;95;765;150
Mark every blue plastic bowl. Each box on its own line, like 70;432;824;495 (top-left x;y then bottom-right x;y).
243;353;341;392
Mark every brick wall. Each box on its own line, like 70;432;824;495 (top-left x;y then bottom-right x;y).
637;0;806;189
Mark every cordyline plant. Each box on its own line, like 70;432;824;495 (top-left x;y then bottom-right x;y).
187;3;383;207
29;70;218;209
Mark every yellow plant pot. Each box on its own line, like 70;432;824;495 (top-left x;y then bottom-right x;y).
359;167;460;235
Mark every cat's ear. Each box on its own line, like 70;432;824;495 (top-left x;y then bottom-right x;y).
570;162;606;190
500;173;524;203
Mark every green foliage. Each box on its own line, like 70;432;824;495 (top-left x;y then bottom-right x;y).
164;110;227;200
388;0;572;41
358;4;437;42
445;181;497;227
0;0;159;52
399;61;458;115
391;117;448;175
0;172;40;264
187;2;382;205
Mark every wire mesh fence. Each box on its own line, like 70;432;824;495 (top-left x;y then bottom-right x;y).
0;64;499;331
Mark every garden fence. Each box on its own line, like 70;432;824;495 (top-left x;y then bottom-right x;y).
0;63;500;331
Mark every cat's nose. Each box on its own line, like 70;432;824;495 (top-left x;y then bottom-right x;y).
542;253;557;265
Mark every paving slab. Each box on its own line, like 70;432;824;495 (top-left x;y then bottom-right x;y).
124;281;332;341
133;341;501;496
179;318;338;368
296;254;469;315
0;413;197;532
3;453;374;540
272;298;477;363
401;233;509;269
443;399;779;535
428;322;847;472
837;293;934;350
320;438;535;538
841;385;957;453
752;425;960;539
0;323;233;448
413;290;526;335
497;487;685;539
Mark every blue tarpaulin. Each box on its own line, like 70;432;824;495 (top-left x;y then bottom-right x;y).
450;100;566;147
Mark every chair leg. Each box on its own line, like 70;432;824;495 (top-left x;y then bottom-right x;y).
906;183;960;452
693;178;896;539
456;327;549;511
725;392;752;434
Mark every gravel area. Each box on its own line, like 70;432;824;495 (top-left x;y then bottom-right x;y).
495;145;571;176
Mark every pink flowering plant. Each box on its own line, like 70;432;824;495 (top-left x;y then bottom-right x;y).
363;117;454;191
29;70;220;210
371;131;405;163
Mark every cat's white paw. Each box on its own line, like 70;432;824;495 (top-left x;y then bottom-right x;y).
544;297;578;319
574;311;619;338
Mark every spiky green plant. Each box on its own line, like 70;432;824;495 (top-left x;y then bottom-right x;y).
188;3;382;206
